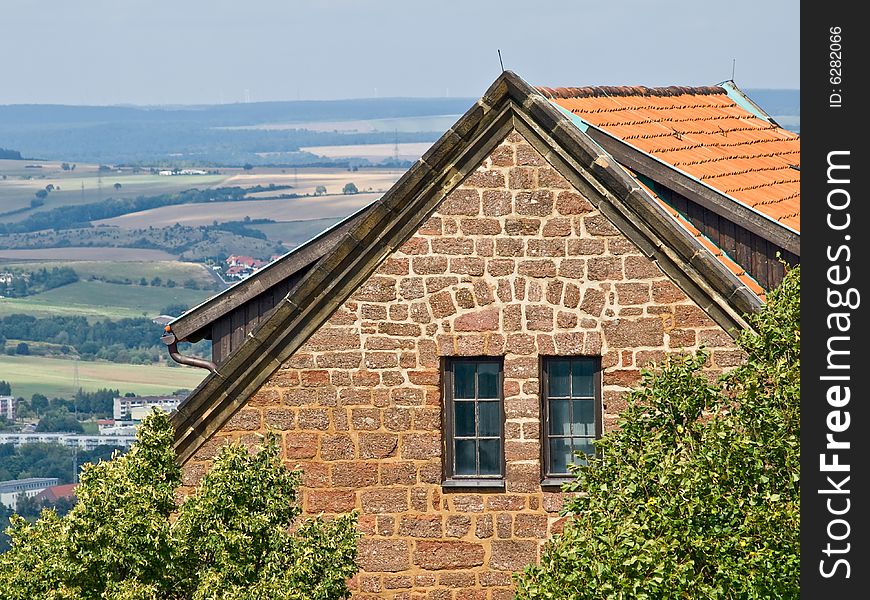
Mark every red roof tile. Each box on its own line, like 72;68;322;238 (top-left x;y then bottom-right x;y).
34;483;78;503
541;85;800;232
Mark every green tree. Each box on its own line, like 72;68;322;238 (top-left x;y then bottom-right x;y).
0;411;359;599
516;265;800;599
15;342;30;355
0;380;11;395
35;410;84;433
113;183;122;191
31;394;49;417
314;185;327;196
342;182;358;195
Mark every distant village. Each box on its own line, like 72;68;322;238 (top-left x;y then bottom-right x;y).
0;394;185;511
220;253;281;281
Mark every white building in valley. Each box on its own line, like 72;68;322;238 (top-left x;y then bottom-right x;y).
0;477;59;510
113;395;183;421
0;433;135;451
0;395;15;421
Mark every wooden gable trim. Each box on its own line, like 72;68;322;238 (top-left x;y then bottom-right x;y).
171;71;762;465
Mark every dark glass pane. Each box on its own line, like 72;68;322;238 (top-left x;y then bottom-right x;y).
548;437;573;475
549;359;570;397
549;399;571;436
571;359;596;397
455;439;476;475
454;401;475;437
479;439;501;475
572;399;595;436
454;362;476;398
477;362;500;399
478;401;500;437
571;438;596;465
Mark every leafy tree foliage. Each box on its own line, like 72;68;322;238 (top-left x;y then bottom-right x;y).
342;182;358;195
0;186;285;235
0;314;166;363
516;266;800;599
0;266;78;297
0;380;11;395
15;494;77;521
0;442;122;484
35;410;85;433
0;411;359;598
30;393;49;416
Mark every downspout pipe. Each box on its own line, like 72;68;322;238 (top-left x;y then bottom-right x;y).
161;327;218;374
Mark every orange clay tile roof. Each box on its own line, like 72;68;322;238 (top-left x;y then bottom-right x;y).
539;85;800;233
631;172;766;302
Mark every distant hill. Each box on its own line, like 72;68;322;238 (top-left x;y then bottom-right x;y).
0;147;22;160
0;97;475;128
0;97;474;166
0;90;798;165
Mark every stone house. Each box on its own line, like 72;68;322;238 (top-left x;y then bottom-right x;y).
163;72;799;598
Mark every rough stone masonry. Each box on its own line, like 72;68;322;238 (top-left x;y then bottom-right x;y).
181;129;742;599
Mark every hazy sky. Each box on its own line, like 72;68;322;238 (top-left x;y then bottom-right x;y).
1;0;799;106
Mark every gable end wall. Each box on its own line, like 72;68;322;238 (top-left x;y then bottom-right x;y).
181;129;742;599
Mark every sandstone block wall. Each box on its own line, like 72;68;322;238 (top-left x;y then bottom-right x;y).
182;129;742;599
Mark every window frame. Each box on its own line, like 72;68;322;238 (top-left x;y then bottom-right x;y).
442;357;506;489
540;356;603;486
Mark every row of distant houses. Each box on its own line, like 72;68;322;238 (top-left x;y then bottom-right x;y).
157;168;209;176
223;254;281;280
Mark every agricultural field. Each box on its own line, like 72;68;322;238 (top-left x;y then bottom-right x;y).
0;247;179;261
0;354;207;400
94;191;382;229
226;114;459;134
0;259;219;288
250;217;345;246
0;159;228;222
223;167;402;197
0;279;212;320
298;142;431;162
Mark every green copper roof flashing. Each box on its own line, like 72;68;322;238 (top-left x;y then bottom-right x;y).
550;101;590;132
719;80;776;124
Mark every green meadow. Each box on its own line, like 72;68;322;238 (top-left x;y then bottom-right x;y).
0;279;212;320
0;354;207;400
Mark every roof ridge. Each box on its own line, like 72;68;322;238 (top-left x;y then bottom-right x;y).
538;85;726;99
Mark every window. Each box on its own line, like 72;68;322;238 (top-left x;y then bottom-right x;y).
443;358;504;486
541;357;601;481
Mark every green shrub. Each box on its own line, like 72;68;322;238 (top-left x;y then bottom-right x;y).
0;411;359;599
